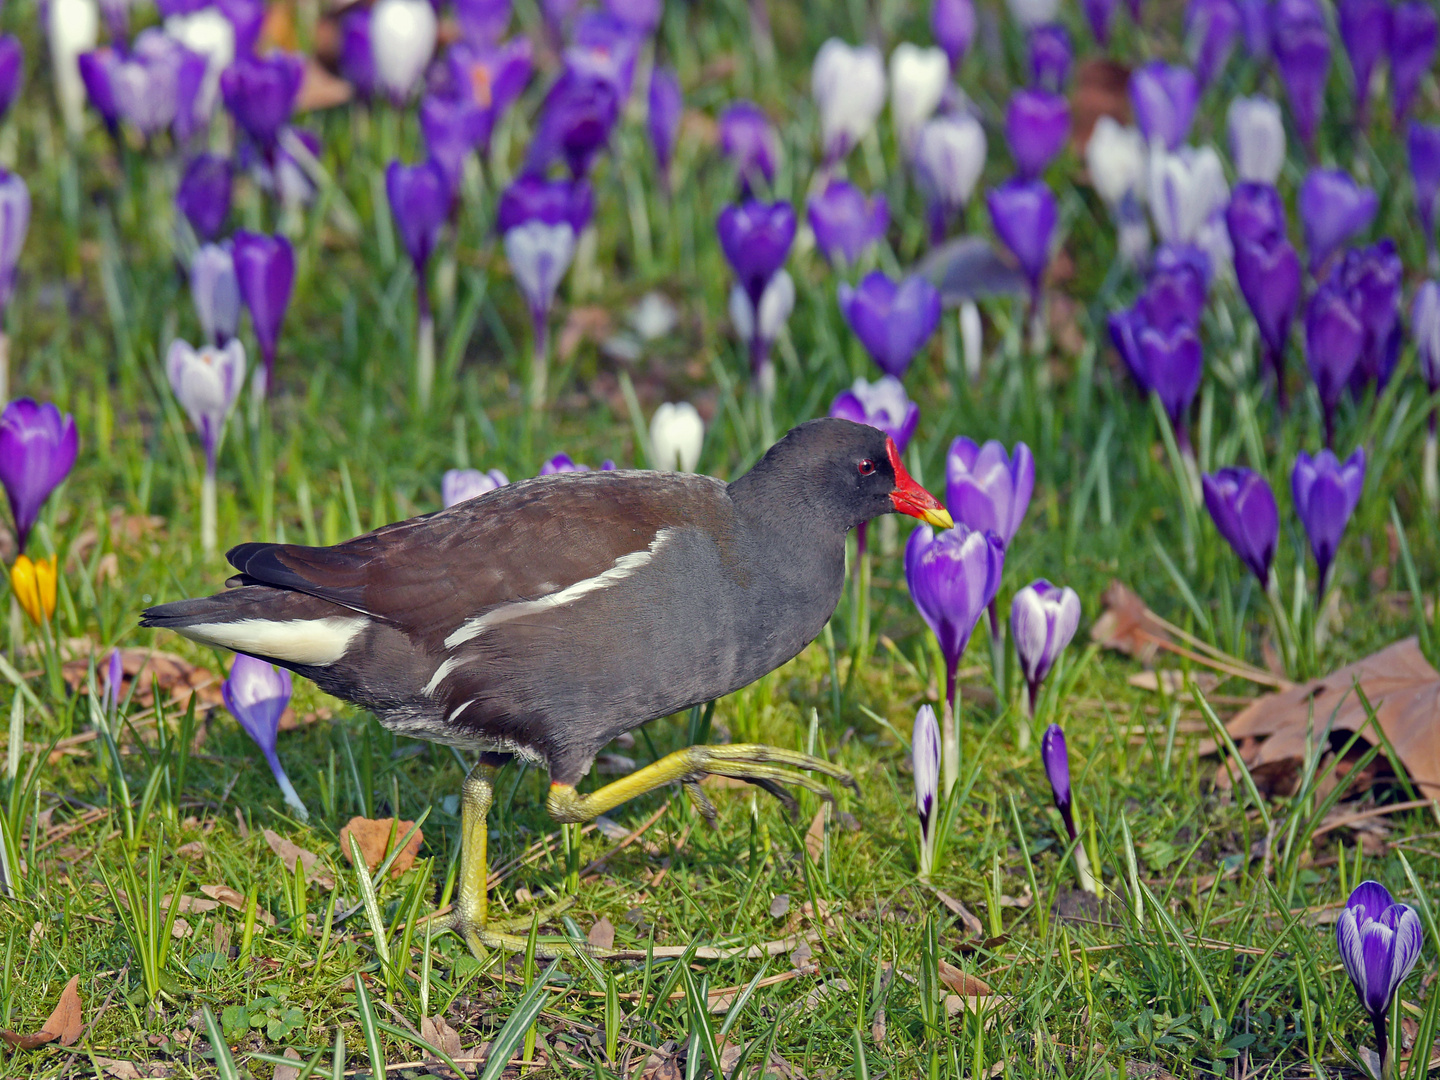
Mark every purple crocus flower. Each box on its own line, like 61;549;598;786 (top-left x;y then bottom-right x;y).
446;38;532;146
1186;0;1242;86
829;375;920;451
1239;0;1272;56
77;48;121;135
648;66;682;190
913;703;941;875
175;154;231;243
420;93;492;198
1292;446;1365;594
1332;240;1403;391
1005;88;1069;179
498;175;593;370
1271;0;1331;151
717;199;796;314
719;101;781;197
808;180;889;266
932;0;976;67
1202;467;1279;583
1226;180;1288;247
1129;62;1199;150
1144;245;1210;328
1337;881;1424;1076
1391;1;1438;123
986;178;1058;306
340;6;376;99
223;654;308;820
837;272;943;379
1028;23;1073;92
221;52;304;154
387;159;449;281
218;0;265;55
1082;0;1118;44
442;467;509;506
101;648;124;717
1299;169;1378;272
540;453;616;474
568;10;641;98
0;399;78;554
1011;581;1081;711
110;29;208;141
1140;322;1204;437
1338;0;1391;123
605;0;661;34
1417;280;1440;395
0;171;29;321
191;243;240;346
526;65;620;179
0;37;23;123
1229;184;1301;404
1041;722;1073;828
905;522;1006;709
1305;283;1365;445
455;0;511;47
946;438;1034;547
1411;123;1440;267
232;230;295;395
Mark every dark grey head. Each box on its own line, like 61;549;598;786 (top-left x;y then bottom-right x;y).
729;418;954;532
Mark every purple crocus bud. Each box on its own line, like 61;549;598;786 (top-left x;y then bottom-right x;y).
191;243;240;346
101;647;124;716
217;0;264;55
223;654;308;820
1271;0;1330;151
1411;123;1440;259
1005;88;1069;179
1391;1;1438;123
1305;283;1365;444
1202;467;1279;583
913;703;940;866
220;51;303;152
1142;245;1209;329
232;230;294;392
1186;0;1242;86
1226;180;1287;246
1041;723;1073;828
829;375;921;451
811;39;887;164
0;37;24;123
1140;321;1204;434
0;399;78;554
568;10;641;98
339;6;376;99
175;153;231;243
1337;882;1423;1071
717;200;796;309
1234;237;1302;399
905;523;1006;671
808;180;889;267
1299;169;1378;272
1292;446;1365;593
946;438;1035;547
986;177;1058;298
1082;0;1118;44
1239;0;1272;56
386;159;449;279
1129;61;1199;150
526;66;620;179
932;0;976;66
0;171;29;321
1109;305;1152;393
1011;581;1081;708
648;66;682;188
540;452;614;474
1333;240;1404;390
166;338;246;469
605;0;661;34
1027;23;1073;92
498;176;593;340
719;101;781;196
442;467;509;506
1228;96;1285;184
420;93;492;197
1338;0;1391;122
77;48;121;133
455;0;511;47
837;272;943;379
1416;280;1440;392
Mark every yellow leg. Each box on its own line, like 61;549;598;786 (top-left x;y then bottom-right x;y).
547;743;855;824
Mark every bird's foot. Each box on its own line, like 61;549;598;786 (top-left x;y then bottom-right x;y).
438;896;612;961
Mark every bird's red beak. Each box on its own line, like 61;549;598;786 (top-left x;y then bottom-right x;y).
886;438;954;529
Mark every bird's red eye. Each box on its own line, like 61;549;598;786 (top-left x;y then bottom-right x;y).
858;459;876;476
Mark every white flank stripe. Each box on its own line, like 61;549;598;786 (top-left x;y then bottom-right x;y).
180;616;368;666
447;699;475;723
424;656;464;697
444;529;673;650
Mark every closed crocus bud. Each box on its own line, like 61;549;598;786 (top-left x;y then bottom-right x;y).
498;176;592;330
386;159;449;280
1272;0;1330;151
1142;245;1208;329
1226;180;1286;245
101;647;124;715
838;272;943;379
1292;446;1365;593
223;654;308;820
1140;321;1204;434
960;301;983;378
10;554;58;625
648;66;682;187
905;523;1006;670
1337;881;1424;1073
1109;305;1152;392
889;43;949;154
1186;0;1242;87
728;269;795;380
650;402;704;472
77;48;120;133
1012;580;1080;703
220;52;303;151
340;6;376;98
1234;236;1302;396
811;39;886;163
1306;283;1365;443
912;703;940;863
1040;722;1071;821
1410;123;1440;260
1028;23;1073;92
717;200;796;312
1130;61;1199;151
932;0;976;67
0;37;23;123
420;93;491;197
1006;88;1069;179
1415;280;1440;392
719;101;781;196
442;468;508;506
166;338;246;469
1008;0;1060;29
808;180;889;267
1331;240;1404;390
1083;0;1119;44
525;65;620;179
0;400;78;554
1086;116;1146;209
1391;1;1438;123
49;0;100;137
1202;467;1279;584
913;112;986;241
1300;169;1378;272
0;171;28;321
1227;95;1285;183
1338;0;1391;122
987;177;1058;297
946;438;1034;546
191;243;240;346
176;154;232;242
829;375;921;451
371;0;437;104
568;10;641;98
1148;145;1229;249
232;230;295;392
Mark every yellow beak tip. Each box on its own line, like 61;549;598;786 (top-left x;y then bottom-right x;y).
922;507;955;530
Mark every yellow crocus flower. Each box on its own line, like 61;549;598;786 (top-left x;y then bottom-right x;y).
11;554;58;624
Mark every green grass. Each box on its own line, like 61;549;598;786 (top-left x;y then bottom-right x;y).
3;0;1440;1075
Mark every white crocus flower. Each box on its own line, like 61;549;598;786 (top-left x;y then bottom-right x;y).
1086;116;1147;209
164;8;234;119
729;269;796;347
1227;95;1285;184
1006;0;1060;28
913;112;987;210
649;402;704;472
49;0;100;137
1148;144;1229;247
504;221;578;316
889;44;950;154
371;0;438;103
812;39;886;161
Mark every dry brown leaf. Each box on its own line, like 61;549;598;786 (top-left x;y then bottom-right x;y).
0;974;83;1049
587;916;615;950
61;647;224;713
296;59;353;112
175;841;206;860
1071;58;1131;152
557;306;613;362
642;1049;683;1080
1128;670;1221;694
339;817;424;877
420;1016;463;1061
803;808;826;862
938;959;991;998
1223;637;1440;797
274;1048;303;1080
263;829;336;888
198;884;275;925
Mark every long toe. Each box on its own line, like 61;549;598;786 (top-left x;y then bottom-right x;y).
691;744;856;789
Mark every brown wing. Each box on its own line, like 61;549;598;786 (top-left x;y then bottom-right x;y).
225;471;727;649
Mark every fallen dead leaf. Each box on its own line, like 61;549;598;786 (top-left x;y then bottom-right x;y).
0;974;83;1049
587;916;615;951
803;808;826;862
641;1046;683;1080
61;647;225;715
263;829;336;888
198;884;276;925
274;1048;303;1080
175;841;206;860
171;917;191;940
296;58;352;112
1071;58;1131;152
420;1016;463;1062
1129;670;1221;695
557;306;613;362
339;817;424;877
938;959;992;998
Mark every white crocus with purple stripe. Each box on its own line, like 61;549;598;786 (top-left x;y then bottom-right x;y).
913;703;941;878
1336;880;1424;1077
167;338;246;556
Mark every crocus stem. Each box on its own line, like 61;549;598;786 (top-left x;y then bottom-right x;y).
855;521;868;561
1373;1007;1390;1080
1264;572;1296;677
201;466;217;559
1425;415;1438;507
1074;835;1100;896
530;305;549;414
987;599;1006;699
266;754;310;822
942;661;959;798
0;332;9;406
1324;406;1336;450
416;281;435;409
1266;343;1288;412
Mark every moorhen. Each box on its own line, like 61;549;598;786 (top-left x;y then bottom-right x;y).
142;418;953;956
